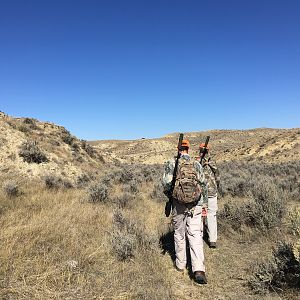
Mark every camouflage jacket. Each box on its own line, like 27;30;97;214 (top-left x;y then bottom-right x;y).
162;154;208;205
201;156;220;197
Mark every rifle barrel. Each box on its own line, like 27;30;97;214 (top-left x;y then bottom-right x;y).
170;133;184;193
200;135;210;164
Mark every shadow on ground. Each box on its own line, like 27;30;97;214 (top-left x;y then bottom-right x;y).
159;230;176;262
159;229;202;281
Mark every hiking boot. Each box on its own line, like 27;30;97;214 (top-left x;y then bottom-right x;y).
194;271;208;284
209;242;217;249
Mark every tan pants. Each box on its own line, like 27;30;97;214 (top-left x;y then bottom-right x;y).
207;196;218;243
172;201;205;272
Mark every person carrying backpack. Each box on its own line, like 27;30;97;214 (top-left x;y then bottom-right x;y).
198;143;220;249
163;139;208;284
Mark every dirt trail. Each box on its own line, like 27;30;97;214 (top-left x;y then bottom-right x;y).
162;234;292;300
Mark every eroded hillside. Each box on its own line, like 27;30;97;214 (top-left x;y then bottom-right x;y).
91;128;300;164
0;112;104;183
2;111;299;180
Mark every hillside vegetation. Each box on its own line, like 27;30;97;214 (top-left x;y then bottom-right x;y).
0;112;299;299
0;112;104;184
91;128;300;165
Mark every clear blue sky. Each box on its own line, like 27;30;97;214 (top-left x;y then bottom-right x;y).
1;0;299;140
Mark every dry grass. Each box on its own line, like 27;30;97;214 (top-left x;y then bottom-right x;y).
0;159;299;299
1;112;299;299
0;178;173;299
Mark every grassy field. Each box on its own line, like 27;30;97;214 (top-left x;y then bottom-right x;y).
0;162;299;299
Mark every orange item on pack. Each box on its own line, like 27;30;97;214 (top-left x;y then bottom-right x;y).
199;143;210;149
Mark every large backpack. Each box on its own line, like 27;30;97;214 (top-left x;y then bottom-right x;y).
172;158;202;204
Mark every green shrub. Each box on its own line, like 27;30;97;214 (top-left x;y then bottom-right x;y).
219;177;286;232
111;230;137;261
23;118;35;125
111;211;157;261
61;129;75;145
113;192;135;208
150;183;168;202
122;181;139;194
219;201;252;232
219;161;300;200
81;140;97;158
19;141;48;164
71;142;80;152
76;174;91;188
111;211;138;260
23;118;38;129
43;175;73;189
249;242;300;294
18;125;30;133
44;175;61;189
250;177;285;231
88;182;109;203
3;181;19;198
289;210;300;237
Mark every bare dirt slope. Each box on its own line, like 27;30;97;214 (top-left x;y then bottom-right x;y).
91;128;300;165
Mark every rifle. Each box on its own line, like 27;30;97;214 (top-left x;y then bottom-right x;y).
200;136;210;165
165;133;184;217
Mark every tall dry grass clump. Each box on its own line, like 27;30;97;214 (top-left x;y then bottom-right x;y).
0;171;173;300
